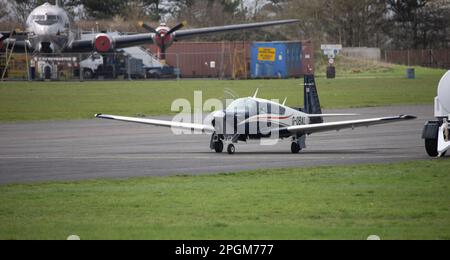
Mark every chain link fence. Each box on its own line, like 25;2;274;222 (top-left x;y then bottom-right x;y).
0;51;252;81
383;49;450;69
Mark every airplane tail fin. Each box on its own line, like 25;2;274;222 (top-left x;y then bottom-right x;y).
304;74;323;124
56;0;61;7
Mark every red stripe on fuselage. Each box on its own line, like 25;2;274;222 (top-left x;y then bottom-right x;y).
257;114;293;120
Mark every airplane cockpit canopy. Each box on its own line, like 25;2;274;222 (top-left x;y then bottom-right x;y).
33;14;61;26
226;98;257;114
225;98;286;115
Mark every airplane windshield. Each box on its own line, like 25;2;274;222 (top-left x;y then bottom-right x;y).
226;98;257;114
33;14;60;25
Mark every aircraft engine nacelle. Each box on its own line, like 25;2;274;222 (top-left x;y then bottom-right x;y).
93;34;114;53
154;29;174;49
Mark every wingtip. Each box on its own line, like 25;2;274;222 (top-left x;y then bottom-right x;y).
400;115;417;120
285;19;300;23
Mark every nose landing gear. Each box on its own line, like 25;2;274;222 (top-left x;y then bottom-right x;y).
227;144;236;155
210;133;237;155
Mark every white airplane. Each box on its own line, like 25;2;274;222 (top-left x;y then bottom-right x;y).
95;76;416;154
0;0;299;55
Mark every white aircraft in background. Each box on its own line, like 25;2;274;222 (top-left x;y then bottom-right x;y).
96;76;416;154
0;0;299;56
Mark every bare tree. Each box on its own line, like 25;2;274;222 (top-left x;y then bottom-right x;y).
0;0;8;21
385;0;450;49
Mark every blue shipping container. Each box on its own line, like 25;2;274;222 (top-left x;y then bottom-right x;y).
251;41;302;79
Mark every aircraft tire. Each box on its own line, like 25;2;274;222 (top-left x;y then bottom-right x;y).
83;69;94;79
227;144;235;155
214;141;224;153
291;142;301;154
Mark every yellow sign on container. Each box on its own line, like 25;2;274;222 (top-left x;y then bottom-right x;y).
258;48;276;61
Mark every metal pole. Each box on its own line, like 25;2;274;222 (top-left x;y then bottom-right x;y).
79;53;83;82
220;41;225;80
407;49;410;67
71;56;74;81
25;41;30;81
176;53;180;80
113;52;116;79
128;56;131;81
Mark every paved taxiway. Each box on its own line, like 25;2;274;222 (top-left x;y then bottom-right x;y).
0;105;438;184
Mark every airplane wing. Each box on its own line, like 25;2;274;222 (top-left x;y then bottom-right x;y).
67;33;155;52
95;114;215;134
67;19;298;52
174;19;299;39
277;115;416;135
113;33;155;49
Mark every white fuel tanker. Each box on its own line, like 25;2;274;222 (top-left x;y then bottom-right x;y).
423;71;450;157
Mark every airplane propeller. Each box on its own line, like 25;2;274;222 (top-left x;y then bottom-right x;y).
140;21;187;36
139;21;187;60
167;21;187;35
139;22;157;34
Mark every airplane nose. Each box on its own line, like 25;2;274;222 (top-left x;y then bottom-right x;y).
212;110;226;134
212;110;225;118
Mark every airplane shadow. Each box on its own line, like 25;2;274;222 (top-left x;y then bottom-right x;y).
113;148;392;156
191;149;379;156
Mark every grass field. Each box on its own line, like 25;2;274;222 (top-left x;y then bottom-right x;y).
0;65;446;121
0;160;449;240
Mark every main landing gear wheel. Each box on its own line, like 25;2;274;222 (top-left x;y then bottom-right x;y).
214;141;224;153
83;69;94;79
227;144;236;155
425;138;439;157
291;142;301;154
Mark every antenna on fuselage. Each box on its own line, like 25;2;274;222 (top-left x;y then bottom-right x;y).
282;97;287;106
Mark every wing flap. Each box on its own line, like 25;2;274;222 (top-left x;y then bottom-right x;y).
95;114;215;133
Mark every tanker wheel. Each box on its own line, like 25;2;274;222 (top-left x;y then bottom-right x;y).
425;138;439;157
